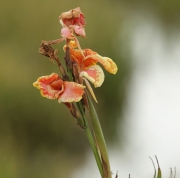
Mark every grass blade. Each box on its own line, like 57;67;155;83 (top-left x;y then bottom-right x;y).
149;157;156;178
155;156;161;178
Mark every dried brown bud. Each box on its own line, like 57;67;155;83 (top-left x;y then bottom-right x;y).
38;40;57;61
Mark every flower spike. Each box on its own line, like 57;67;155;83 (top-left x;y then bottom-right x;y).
34;7;115;177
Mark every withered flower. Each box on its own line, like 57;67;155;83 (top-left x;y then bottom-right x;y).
59;7;86;38
59;7;85;27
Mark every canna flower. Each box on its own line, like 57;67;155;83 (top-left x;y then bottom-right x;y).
59;7;86;38
65;41;118;88
33;73;85;103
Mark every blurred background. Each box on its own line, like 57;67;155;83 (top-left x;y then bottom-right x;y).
0;0;180;177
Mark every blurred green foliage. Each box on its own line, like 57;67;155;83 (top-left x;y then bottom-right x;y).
0;0;179;177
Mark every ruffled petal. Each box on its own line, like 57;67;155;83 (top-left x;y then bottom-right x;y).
58;82;85;103
79;65;104;87
84;54;118;74
33;73;59;86
39;84;63;99
33;73;64;99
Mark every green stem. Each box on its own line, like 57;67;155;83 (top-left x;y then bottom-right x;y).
64;39;103;177
85;126;103;177
77;102;103;177
87;94;112;178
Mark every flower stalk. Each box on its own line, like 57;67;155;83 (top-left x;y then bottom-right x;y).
33;7;118;178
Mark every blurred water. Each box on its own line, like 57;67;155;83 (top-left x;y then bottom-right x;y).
72;12;180;178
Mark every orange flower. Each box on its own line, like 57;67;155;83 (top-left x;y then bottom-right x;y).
33;73;85;103
66;41;118;88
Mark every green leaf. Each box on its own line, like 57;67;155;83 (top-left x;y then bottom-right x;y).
87;94;112;178
76;101;103;177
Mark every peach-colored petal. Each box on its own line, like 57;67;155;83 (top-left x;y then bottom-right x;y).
58;82;85;103
39;83;63;99
34;73;59;85
33;73;64;100
84;54;118;74
79;65;104;87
